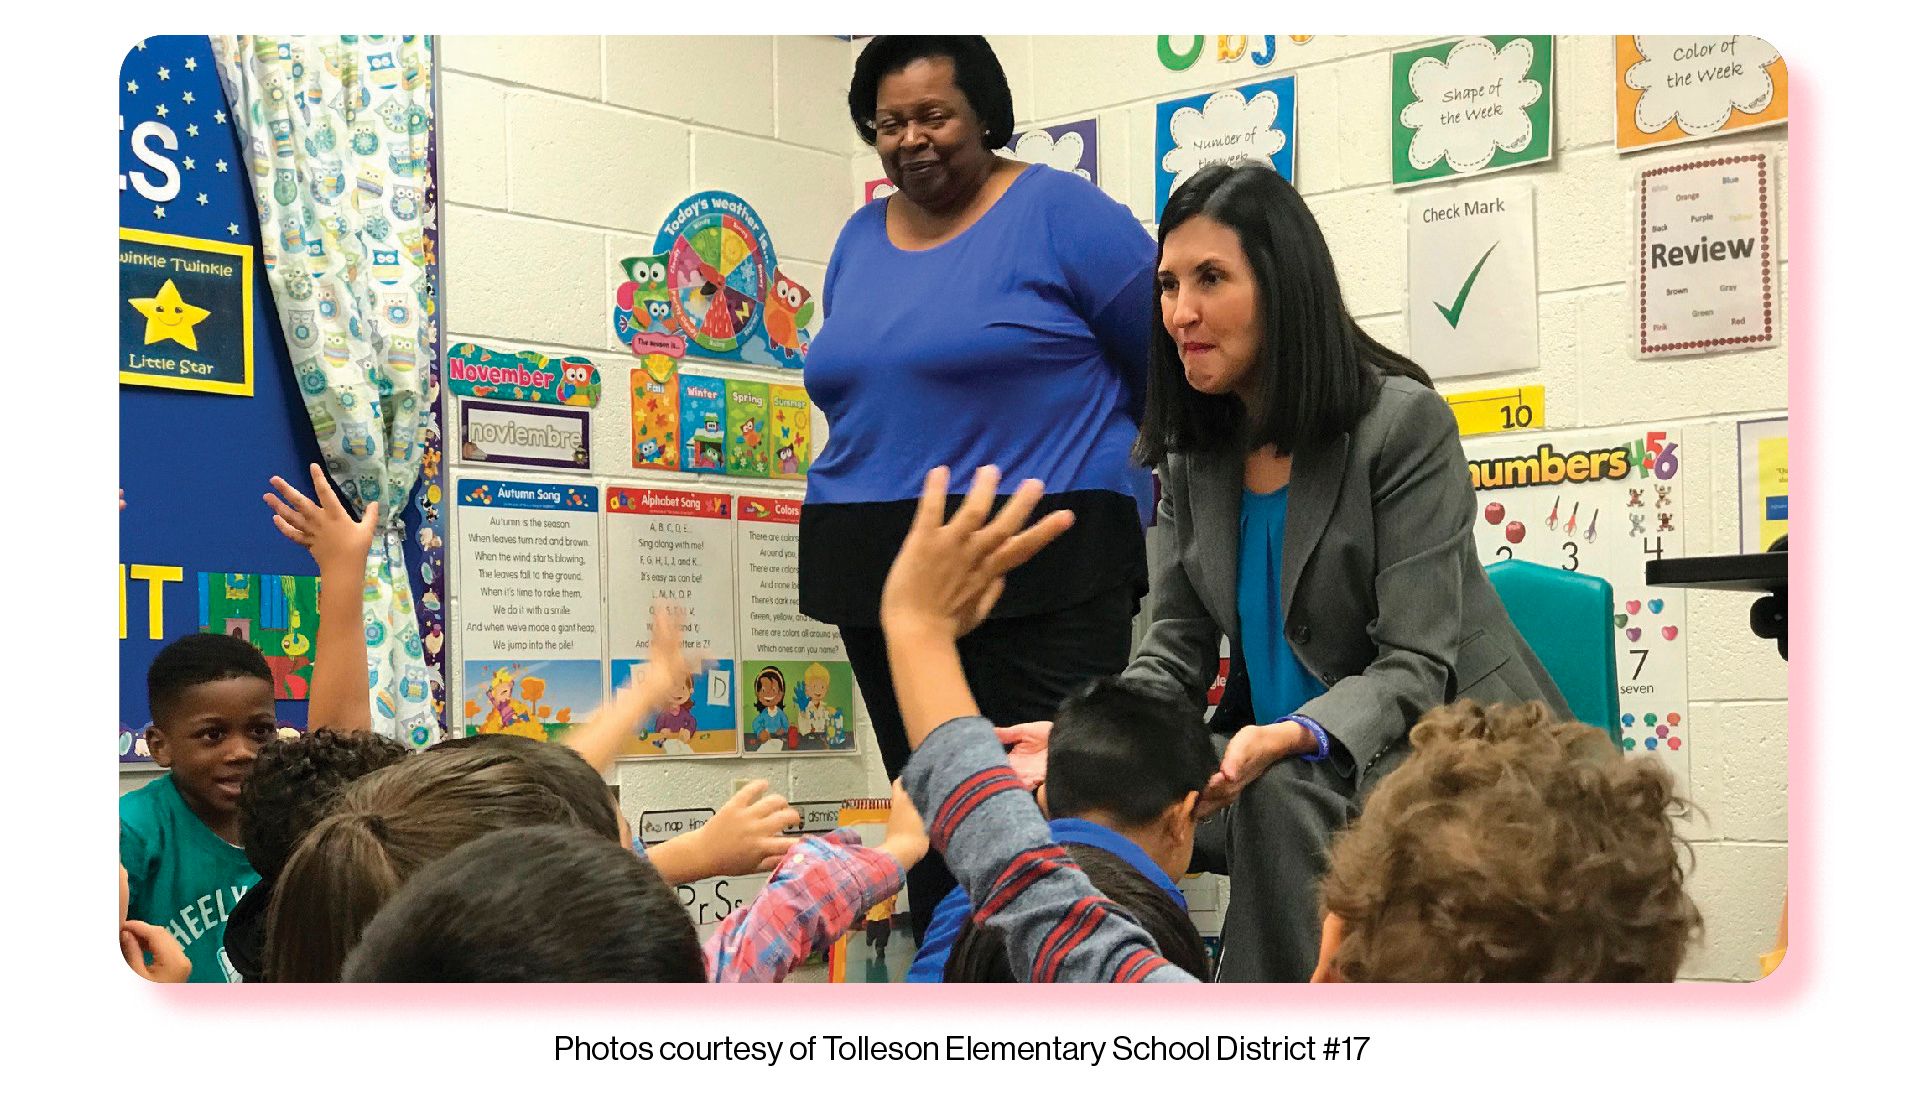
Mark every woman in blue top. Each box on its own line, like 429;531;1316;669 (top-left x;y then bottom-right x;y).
802;36;1156;940
1119;163;1570;979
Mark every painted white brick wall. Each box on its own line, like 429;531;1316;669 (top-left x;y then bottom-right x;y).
842;35;1788;982
437;36;893;852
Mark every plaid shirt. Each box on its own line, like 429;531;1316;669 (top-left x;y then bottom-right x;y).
704;828;905;983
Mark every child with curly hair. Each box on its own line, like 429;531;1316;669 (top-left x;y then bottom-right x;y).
1312;699;1703;982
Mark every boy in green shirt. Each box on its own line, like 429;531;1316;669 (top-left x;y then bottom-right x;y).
120;634;276;982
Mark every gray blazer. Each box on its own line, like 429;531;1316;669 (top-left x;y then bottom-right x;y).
1125;376;1568;790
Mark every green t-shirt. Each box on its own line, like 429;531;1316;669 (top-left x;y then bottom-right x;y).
120;773;260;983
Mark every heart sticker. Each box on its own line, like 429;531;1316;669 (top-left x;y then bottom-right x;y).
1648;599;1665;614
1614;614;1629;629
1661;626;1678;641
1627;628;1642;642
1626;600;1642;614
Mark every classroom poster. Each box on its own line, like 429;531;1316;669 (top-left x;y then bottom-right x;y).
863;177;896;204
604;486;739;758
616;191;816;370
630;355;680;471
1738;416;1789;553
612;253;684;359
120;229;255;395
453;477;604;739
1633;146;1777;359
768;384;812;480
735;496;855;755
1466;428;1692;792
445;342;602;408
1154;75;1295;219
679;372;727;474
197;572;320;699
724;379;771;478
119;37;262;398
1407;181;1538;378
456;398;590;471
1615;36;1788;152
828;798;914;983
638;806;767;942
998;118;1099;183
1392;36;1553;186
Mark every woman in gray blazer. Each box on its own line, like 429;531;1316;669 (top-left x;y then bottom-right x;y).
1125;162;1570;980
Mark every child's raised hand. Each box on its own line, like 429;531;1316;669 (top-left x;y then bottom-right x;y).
879;465;1075;642
121;920;192;983
265;462;379;571
878;780;930;872
693;779;801;876
635;602;694;705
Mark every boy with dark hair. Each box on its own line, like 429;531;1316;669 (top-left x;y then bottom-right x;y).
907;674;1214;980
121;633;277;983
225;728;410;981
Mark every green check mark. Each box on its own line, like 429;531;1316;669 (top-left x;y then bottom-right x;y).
1434;242;1498;329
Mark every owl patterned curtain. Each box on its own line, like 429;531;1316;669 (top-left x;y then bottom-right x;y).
214;35;439;746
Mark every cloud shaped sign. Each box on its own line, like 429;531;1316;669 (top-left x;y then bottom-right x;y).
996;118;1099;183
1624;36;1782;138
1154;75;1295;219
1393;36;1553;185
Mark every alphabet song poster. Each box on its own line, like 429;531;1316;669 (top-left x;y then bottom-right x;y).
1633;145;1778;359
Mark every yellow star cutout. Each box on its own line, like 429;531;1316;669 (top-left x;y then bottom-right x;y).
128;279;211;351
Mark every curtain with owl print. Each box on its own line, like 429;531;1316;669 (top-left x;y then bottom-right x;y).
214;36;439;747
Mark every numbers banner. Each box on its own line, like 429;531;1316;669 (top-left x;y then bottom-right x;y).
1465;427;1691;793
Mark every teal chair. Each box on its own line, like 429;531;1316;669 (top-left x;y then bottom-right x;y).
1484;559;1620;736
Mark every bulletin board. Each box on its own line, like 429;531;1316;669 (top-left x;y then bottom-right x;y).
1464;425;1693;794
118;36;447;758
118;35;321;759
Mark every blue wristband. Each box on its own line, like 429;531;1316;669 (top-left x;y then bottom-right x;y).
1283;714;1331;762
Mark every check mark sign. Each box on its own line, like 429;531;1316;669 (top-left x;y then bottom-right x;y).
1435;242;1498;329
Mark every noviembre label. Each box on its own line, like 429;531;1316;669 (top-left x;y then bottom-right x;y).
457;398;590;471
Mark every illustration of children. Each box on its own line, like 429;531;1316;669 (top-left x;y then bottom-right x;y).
477;667;548;740
794;662;846;750
749;666;790;751
646;669;699;752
